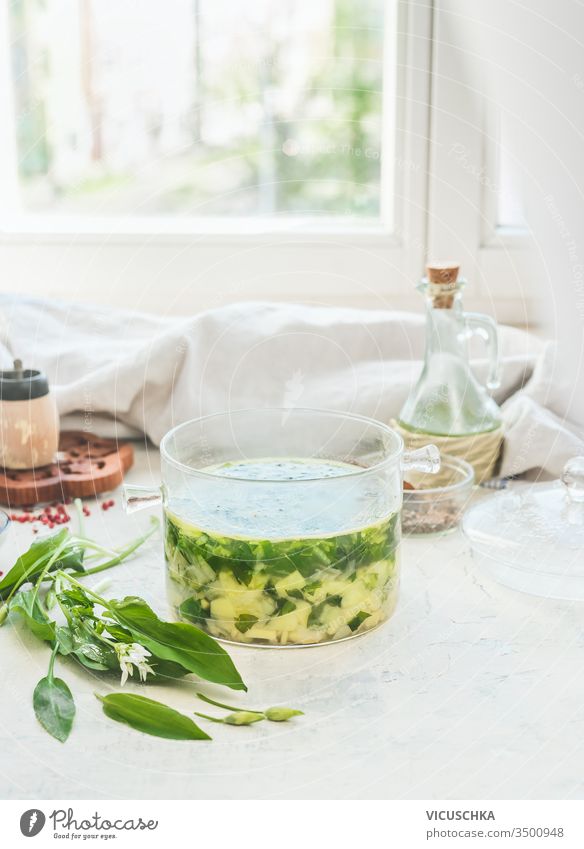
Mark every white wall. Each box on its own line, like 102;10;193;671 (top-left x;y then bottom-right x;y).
436;0;584;427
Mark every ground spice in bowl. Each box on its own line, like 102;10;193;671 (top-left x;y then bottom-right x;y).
402;455;474;536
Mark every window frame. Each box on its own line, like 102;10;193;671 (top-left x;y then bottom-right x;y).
0;1;536;322
426;0;536;324
0;0;436;312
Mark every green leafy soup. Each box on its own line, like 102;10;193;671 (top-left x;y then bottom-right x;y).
164;458;400;646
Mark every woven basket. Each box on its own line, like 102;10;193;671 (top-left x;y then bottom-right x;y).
391;421;504;484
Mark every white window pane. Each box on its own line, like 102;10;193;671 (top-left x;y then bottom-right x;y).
9;0;389;219
497;118;525;228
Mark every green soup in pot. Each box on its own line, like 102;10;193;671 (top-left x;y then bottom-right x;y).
164;458;400;646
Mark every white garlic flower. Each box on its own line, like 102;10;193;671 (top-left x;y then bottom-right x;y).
114;642;154;686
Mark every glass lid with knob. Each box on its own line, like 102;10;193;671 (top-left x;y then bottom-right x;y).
462;457;584;601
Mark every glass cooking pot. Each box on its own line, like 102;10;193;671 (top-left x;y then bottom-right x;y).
124;409;439;647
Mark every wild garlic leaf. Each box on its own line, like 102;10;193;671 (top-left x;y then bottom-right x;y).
0;530;70;596
33;676;75;742
178;597;206;626
234;613;258;634
9;590;56;642
57;586;93;606
69;624;119;672
146;656;191;680
103;623;192;679
73;643;116;672
56;546;85;572
55;626;75;655
107;597;246;691
56;588;95;618
348;611;370;631
102;623;133;642
97;693;211;741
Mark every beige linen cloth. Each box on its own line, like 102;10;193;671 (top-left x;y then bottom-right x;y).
0;295;580;477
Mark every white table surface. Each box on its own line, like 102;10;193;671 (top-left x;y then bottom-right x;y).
1;445;583;801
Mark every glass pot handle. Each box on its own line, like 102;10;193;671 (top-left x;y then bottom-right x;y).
465;311;501;391
122;484;164;514
402;444;440;474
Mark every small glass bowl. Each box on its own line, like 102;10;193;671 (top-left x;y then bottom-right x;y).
402;454;474;536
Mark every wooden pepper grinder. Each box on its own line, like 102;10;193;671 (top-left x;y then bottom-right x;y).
0;359;60;469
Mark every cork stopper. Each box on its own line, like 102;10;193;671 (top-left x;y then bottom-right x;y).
425;262;460;308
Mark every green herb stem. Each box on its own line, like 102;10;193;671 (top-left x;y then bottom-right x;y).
55;572;108;606
47;641;59;682
81;518;159;576
32;536;75;606
73;498;85;539
196;692;303;723
68;539;119;558
194;711;226;724
196;692;259;713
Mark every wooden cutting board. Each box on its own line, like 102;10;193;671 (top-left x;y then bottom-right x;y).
0;431;134;507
